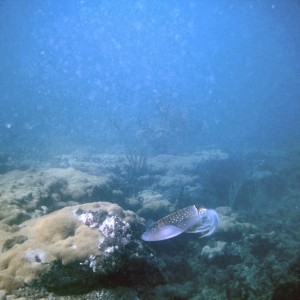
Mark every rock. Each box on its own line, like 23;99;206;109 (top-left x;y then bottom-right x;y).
157;174;197;189
54;153;127;175
143;151;228;206
0;168;113;225
216;206;257;240
201;241;227;260
0;290;6;299
135;190;174;219
148;151;228;174
201;240;243;266
0;202;165;294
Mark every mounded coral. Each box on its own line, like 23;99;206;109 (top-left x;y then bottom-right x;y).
0;202;164;294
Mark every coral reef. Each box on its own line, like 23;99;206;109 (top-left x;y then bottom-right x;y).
0;149;299;299
0;202;164;295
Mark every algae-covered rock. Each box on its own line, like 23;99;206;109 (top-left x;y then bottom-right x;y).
0;202;165;294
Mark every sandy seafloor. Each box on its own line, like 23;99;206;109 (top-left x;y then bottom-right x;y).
0;148;300;300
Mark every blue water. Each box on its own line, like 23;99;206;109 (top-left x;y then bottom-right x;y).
1;0;300;158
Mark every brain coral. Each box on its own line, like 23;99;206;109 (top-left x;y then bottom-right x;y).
0;201;161;294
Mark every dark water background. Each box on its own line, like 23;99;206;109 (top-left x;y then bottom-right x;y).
1;0;300;158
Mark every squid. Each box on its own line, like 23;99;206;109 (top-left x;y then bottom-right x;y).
141;205;219;242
